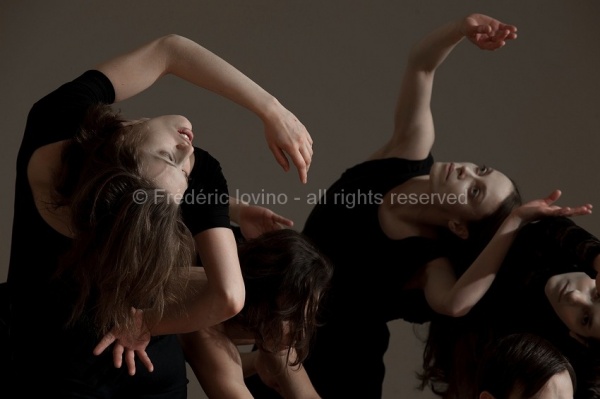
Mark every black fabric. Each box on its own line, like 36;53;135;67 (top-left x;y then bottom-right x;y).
466;216;600;337
180;147;230;236
425;216;600;398
247;154;445;399
0;281;8;385
6;70;230;397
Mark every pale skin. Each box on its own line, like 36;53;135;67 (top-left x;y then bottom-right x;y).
179;269;321;399
27;34;312;375
369;13;592;317
479;370;574;399
545;262;600;343
179;201;319;399
179;201;318;398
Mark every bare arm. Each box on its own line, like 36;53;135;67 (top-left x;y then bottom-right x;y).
424;191;592;317
180;327;254;399
151;228;245;335
243;349;321;399
97;34;312;183
370;13;517;161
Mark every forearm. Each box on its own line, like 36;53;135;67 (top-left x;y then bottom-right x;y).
387;17;466;159
180;329;253;399
98;34;280;119
430;216;522;317
150;232;245;335
407;19;465;74
229;196;248;226
255;349;321;399
163;34;280;121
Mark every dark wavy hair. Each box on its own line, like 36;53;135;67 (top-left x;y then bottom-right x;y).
235;228;333;367
478;333;576;398
54;103;194;336
418;295;600;399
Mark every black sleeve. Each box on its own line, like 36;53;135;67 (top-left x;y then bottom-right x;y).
17;70;115;170
180;147;231;236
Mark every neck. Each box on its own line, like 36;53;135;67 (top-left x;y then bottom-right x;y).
388;176;449;228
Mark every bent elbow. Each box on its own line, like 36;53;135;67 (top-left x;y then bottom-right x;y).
219;286;246;320
435;302;472;318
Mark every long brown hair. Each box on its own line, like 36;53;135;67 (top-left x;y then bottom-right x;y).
55;104;194;336
235;229;333;367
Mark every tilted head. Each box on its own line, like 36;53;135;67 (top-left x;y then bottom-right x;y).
478;333;575;399
57;104;194;335
236;228;334;367
430;161;522;244
545;272;600;343
130;115;196;199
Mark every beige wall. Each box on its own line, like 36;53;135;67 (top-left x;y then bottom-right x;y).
2;1;599;397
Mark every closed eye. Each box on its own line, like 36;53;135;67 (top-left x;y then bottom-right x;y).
160;151;175;163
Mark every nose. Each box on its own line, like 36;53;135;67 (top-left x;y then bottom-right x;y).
564;290;588;306
457;165;476;180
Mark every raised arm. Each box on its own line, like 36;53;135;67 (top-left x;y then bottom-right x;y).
423;190;592;317
96;34;313;183
370;13;517;161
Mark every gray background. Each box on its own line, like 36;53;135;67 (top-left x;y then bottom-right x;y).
1;1;599;398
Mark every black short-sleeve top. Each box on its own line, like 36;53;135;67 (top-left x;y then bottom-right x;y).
302;155;446;324
8;69;230;318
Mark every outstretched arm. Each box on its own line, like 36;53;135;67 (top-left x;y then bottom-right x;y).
370;13;517;161
96;34;313;183
423;190;592;317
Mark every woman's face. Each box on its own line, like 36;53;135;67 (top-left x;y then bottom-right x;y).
134;115;195;200
429;162;514;222
545;272;600;340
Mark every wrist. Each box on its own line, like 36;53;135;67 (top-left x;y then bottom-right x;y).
257;96;284;122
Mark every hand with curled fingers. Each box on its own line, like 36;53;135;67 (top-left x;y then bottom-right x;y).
93;307;153;376
461;13;518;51
262;101;313;184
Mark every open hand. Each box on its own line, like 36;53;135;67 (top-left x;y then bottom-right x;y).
92;308;153;375
513;189;592;225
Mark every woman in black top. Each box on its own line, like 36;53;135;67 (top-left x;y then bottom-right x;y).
246;13;592;399
420;216;600;398
6;34;312;398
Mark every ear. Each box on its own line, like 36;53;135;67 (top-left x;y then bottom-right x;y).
479;392;495;399
569;331;590;347
448;220;469;240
